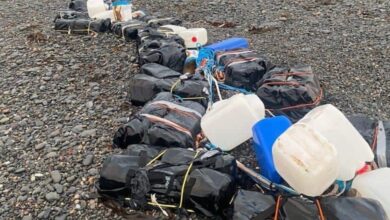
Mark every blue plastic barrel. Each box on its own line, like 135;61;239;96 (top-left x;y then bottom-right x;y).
252;116;292;184
204;38;249;52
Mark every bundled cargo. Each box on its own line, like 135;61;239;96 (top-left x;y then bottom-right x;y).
113;92;205;149
215;49;274;91
280;197;388;220
256;65;322;122
97;147;237;217
128;63;209;105
139;16;182;28
349;115;390;168
111;20;146;41
54;18;111;34
230;189;275;220
137;28;187;72
54;10;89;21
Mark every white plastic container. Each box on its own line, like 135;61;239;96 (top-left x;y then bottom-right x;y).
273;123;339;197
201;94;265;151
178;28;208;48
297;104;374;181
93;10;115;20
352;168;390;217
88;0;132;21
120;4;132;21
158;25;187;35
87;0;107;18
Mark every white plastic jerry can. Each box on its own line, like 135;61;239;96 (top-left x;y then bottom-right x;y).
352;168;390;217
201;94;265;151
158;25;187;35
93;10;115;20
177;28;208;48
297;104;374;181
87;0;107;18
272;123;339;197
120;4;132;21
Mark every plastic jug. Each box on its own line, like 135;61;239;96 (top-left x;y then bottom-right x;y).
352;168;390;217
93;10;115;20
252;116;292;184
201;94;265;151
87;0;107;18
272;123;339;196
297;104;374;181
158;25;187;35
120;4;133;21
177;28;208;48
204;38;249;52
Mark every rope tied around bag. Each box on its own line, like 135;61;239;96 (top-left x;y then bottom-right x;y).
142;149;200;215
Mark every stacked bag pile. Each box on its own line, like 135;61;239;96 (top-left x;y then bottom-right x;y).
55;0;390;219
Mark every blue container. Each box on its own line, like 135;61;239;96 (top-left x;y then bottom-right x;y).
204;38;249;52
252;116;292;184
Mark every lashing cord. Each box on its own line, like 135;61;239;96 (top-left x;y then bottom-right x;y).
144;149;200;213
273;196;326;220
179;151;200;208
315;199;326;220
273;195;282;220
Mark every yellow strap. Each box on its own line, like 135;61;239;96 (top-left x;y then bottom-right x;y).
170;79;181;94
144;150;200;211
179;151;200;208
147;202;195;213
146;150;167;166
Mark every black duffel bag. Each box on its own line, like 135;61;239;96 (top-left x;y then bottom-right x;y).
139;16;182;28
97;147;237;217
113;92;205;149
54;18;111;34
215;49;274;91
137;29;186;72
111;20;146;41
54;10;89;21
230;189;275;220
256;65;323;122
128;63;209;105
279;196;388;220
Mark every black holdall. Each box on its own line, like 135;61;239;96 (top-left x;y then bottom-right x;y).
139;16;182;28
137;28;187;73
128;63;209;106
54;18;112;34
97;147;237;217
111;20;146;41
215;49;274;91
256;65;323;122
54;10;89;21
230;189;275;220
113;92;206;149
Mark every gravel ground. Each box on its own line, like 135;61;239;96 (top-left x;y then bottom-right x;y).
0;0;389;219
